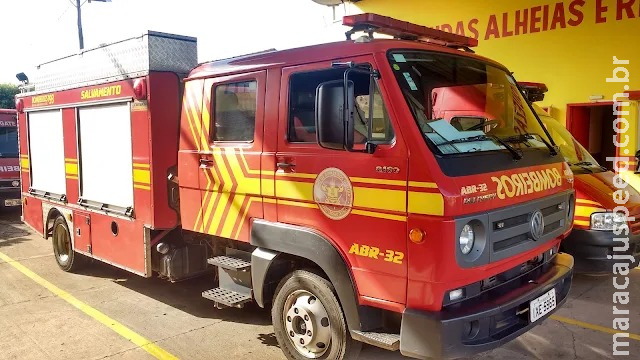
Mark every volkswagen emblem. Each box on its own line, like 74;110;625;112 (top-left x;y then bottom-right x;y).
530;210;545;241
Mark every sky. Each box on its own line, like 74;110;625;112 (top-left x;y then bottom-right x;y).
0;0;355;84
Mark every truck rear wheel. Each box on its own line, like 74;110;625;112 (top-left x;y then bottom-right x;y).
272;270;362;360
52;216;85;272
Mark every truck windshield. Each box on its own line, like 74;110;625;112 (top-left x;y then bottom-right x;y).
389;51;553;156
537;111;604;174
0;127;19;158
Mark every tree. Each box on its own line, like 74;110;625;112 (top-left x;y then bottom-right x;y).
0;83;19;109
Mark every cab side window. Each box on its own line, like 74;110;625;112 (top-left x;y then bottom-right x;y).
213;81;257;142
288;68;394;144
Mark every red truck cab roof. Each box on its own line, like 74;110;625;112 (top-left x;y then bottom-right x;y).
187;38;506;81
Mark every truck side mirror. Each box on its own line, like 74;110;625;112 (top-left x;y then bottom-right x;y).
315;80;354;151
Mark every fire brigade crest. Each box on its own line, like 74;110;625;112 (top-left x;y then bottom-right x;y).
313;167;353;220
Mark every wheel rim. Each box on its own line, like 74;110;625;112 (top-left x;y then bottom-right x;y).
283;290;332;358
53;224;71;265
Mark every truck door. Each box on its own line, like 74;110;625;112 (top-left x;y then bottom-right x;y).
275;59;409;305
196;71;267;242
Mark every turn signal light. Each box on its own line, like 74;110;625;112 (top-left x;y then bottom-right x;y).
409;228;425;244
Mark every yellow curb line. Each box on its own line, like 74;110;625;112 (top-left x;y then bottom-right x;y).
550;315;640;341
0;251;179;360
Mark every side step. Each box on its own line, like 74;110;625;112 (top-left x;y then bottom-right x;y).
351;331;400;351
208;256;251;271
202;288;252;309
202;249;254;309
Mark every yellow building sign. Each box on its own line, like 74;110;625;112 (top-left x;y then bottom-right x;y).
356;0;639;169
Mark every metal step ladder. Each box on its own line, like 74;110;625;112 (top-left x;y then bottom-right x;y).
201;249;253;309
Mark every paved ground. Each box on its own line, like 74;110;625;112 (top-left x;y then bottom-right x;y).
1;208;639;360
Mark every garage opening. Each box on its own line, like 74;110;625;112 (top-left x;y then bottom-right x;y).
566;103;616;171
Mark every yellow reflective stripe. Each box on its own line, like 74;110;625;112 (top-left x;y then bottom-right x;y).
220;194;246;238
353;187;406;212
20;158;30;168
184;82;202;151
134;184;151;190
224;148;260;194
409;181;438;188
207;192;230;235
275;180;314;201
133;163;150;169
350;177;406;187
64;158;78;163
133;169;151;185
278;199;318;209
408;192;444;216
65;163;78;176
575;205;605;218
262;178;275;197
233;196;261;239
276;172;317;180
575;199;600;206
574;220;590;227
352;209;406;222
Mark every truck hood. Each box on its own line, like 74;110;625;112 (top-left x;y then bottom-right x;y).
0;157;20;180
449;162;573;215
575;171;640;213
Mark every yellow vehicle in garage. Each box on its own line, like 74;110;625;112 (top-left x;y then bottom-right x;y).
529;102;640;273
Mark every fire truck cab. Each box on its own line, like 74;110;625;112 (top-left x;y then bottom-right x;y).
0;109;20;209
16;15;575;360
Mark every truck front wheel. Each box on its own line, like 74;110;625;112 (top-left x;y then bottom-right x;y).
272;270;362;360
52;216;85;272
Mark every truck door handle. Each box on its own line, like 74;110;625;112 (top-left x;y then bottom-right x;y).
277;162;295;169
200;158;213;166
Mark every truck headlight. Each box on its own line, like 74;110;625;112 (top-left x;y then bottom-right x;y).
460;224;475;254
591;212;627;231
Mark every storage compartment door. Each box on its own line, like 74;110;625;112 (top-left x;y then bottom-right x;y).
28;110;66;198
78;103;134;214
73;213;92;255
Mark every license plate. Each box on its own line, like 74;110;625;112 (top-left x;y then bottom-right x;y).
4;199;21;207
529;288;557;323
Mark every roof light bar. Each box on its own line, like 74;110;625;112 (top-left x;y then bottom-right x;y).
518;82;549;93
518;82;548;103
343;13;478;49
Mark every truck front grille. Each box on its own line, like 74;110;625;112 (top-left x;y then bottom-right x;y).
456;190;573;268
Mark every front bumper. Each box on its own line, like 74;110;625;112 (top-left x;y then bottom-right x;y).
562;229;640;274
0;187;21;209
399;253;574;359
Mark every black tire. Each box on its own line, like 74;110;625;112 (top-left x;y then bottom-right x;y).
52;216;85;272
272;270;362;360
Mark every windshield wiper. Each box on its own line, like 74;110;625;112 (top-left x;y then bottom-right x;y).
440;134;523;160
501;133;558;156
569;161;594;173
571;161;593;166
570;161;608;173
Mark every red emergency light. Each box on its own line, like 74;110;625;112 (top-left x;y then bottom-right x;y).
15;98;24;113
343;13;478;49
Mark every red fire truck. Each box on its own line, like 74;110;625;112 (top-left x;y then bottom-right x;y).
0;109;20;209
16;14;575;360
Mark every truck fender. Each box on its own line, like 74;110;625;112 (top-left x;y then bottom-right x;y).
250;219;362;332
